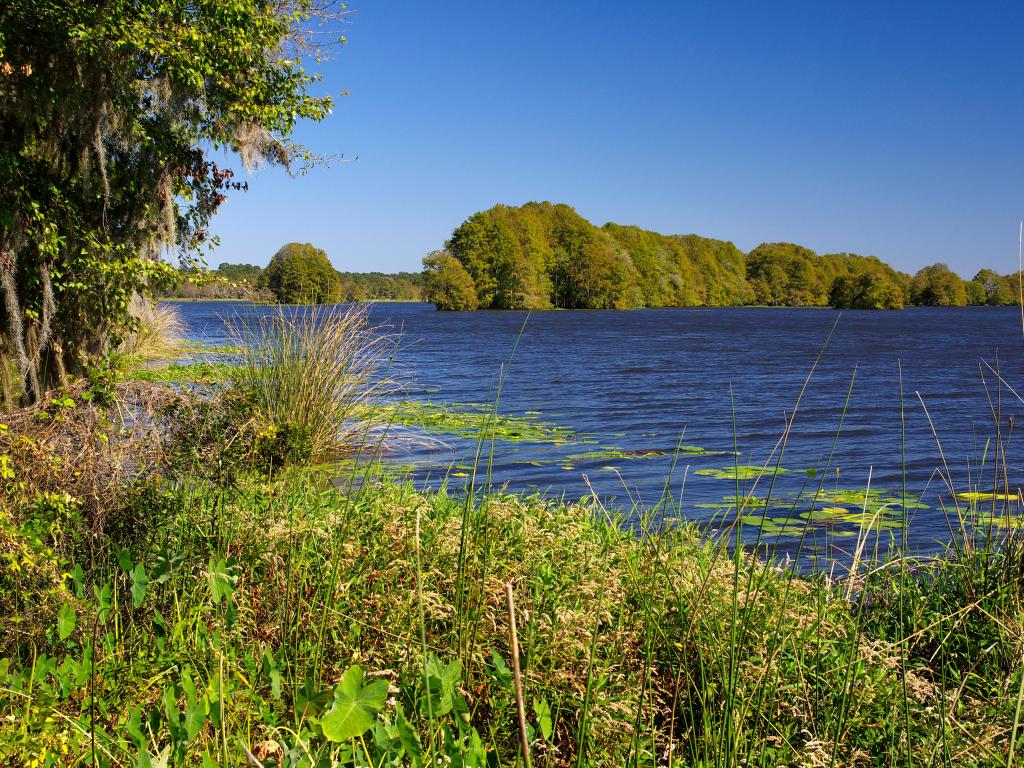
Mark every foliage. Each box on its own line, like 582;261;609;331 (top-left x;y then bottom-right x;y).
337;271;425;302
968;268;1020;306
0;0;341;402
436;202;755;310
829;267;906;309
910;263;969;306
429;202;1024;312
260;243;344;305
423;251;480;310
429;204;933;311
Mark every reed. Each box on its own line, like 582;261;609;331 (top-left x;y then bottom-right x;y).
226;303;397;461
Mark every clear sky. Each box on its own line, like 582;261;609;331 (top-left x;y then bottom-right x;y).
208;1;1024;277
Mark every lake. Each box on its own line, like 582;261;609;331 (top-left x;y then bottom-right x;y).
174;300;1024;564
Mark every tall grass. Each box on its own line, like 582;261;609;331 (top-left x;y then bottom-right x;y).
118;295;185;358
227;303;397;461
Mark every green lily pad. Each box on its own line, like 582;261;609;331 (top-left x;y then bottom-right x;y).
696;464;790;481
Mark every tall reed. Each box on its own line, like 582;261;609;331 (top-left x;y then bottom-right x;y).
226;303;397;461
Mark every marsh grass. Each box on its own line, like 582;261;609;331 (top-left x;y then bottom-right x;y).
118;296;187;359
226;303;398;462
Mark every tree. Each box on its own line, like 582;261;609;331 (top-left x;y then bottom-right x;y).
970;269;1016;306
260;244;342;304
829;270;905;309
910;264;968;306
0;0;342;402
423;251;478;310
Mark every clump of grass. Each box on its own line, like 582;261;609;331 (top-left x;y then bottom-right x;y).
227;304;397;461
117;296;186;359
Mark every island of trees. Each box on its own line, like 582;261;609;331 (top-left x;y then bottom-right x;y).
422;202;1019;311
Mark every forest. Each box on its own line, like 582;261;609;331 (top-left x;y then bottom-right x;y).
423;202;1020;310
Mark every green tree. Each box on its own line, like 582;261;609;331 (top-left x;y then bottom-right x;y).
0;0;341;402
260;244;342;304
829;270;905;309
970;269;1016;306
910;264;968;306
423;251;479;311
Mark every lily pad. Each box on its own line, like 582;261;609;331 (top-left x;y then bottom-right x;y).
696;464;790;481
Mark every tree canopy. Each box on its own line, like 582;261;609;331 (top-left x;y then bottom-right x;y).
423;251;479;310
259;244;343;304
435;202;752;310
0;0;342;402
425;202;1016;312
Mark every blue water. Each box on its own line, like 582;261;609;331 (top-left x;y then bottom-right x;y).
173;300;1024;561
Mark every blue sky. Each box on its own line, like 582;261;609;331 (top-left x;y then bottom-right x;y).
208;1;1024;277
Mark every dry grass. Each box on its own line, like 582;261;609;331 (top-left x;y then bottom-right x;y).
118;296;186;359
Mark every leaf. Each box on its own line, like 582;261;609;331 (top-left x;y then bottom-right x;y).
207;557;238;605
130;563;149;608
184;700;207;742
395;705;423;767
57;602;76;640
489;649;513;688
126;707;145;746
319;665;389;743
534;698;552;741
421;655;462;718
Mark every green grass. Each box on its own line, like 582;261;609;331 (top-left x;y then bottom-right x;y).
2;442;1023;766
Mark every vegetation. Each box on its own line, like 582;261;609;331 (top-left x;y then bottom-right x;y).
0;0;342;403
116;298;186;360
337;271;424;302
163;264;425;303
424;251;479;310
225;304;397;463
424;202;1019;311
259;244;344;305
2;352;1024;765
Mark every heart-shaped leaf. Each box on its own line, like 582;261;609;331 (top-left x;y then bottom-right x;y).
320;666;389;742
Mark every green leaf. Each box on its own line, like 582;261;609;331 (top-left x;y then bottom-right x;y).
57;602;76;640
130;563;149;608
395;705;423;767
534;698;552;741
319;666;389;743
184;700;207;742
207;557;238;605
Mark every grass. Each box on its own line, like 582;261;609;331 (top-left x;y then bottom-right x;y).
118;297;187;359
226;303;398;462
2;311;1024;767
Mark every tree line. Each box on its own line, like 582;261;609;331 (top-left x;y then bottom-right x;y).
422;202;1020;311
163;243;425;303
